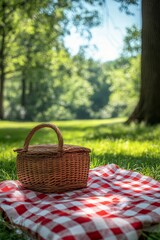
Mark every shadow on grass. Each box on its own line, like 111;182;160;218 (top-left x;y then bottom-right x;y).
91;151;160;166
90;152;160;180
84;123;160;142
1;122;160;144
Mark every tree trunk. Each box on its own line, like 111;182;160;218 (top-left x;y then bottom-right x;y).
127;0;160;125
21;71;26;107
0;72;5;120
21;39;32;112
0;3;6;120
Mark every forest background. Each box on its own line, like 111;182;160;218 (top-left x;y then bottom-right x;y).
0;0;141;122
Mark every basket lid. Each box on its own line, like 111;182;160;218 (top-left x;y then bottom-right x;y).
15;144;91;156
14;123;91;156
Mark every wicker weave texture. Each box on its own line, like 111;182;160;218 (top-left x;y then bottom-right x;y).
15;123;91;193
17;152;90;193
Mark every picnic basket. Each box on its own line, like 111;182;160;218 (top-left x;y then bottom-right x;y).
14;123;91;193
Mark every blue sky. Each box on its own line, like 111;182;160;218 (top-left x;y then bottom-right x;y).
65;0;141;62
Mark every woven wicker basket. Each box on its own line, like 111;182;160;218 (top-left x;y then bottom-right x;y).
14;123;91;193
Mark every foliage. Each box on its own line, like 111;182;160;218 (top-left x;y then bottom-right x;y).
0;119;160;239
107;55;141;117
114;0;139;15
0;0;104;119
4;49;112;121
5;49;141;121
0;0;142;122
0;1;142;121
70;56;111;119
122;24;141;57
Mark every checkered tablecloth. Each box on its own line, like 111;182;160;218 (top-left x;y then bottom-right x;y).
0;164;160;240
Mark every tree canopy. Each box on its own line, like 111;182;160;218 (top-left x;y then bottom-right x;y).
2;0;159;125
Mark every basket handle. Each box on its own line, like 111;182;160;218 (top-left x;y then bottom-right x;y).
22;123;63;152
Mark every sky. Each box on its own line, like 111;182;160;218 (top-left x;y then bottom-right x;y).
64;0;141;62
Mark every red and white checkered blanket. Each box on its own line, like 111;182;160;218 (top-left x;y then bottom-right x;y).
0;164;160;240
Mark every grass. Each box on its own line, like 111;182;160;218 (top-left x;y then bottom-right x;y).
0;118;160;239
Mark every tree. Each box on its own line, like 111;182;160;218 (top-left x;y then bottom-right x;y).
0;0;104;120
127;0;160;124
15;7;65;119
0;1;23;119
0;0;49;119
116;0;160;125
68;55;111;119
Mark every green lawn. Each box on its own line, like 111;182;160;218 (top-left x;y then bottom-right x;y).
0;118;160;239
